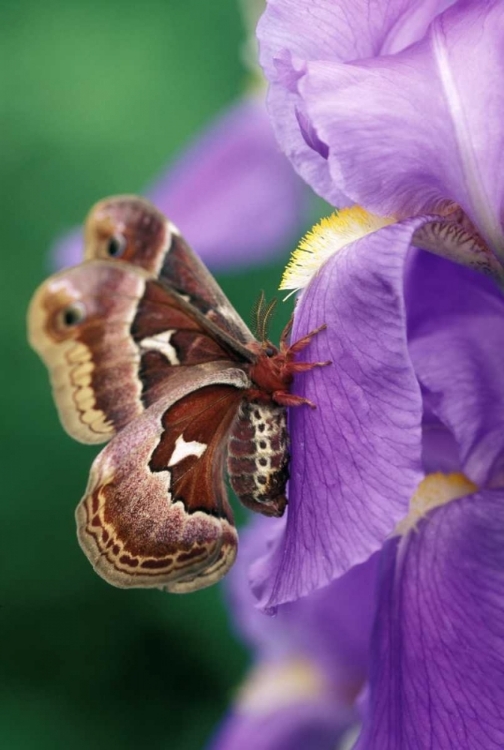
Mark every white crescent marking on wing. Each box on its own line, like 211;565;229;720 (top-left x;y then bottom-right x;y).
168;434;207;467
139;330;180;365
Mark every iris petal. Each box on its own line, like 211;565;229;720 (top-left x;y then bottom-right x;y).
300;2;504;258
257;0;456;207
405;249;504;486
356;489;504;749
258;0;453;73
212;516;379;750
251;219;428;610
147;97;306;269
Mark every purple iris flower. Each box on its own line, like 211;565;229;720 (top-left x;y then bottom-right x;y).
221;237;504;748
52;96;307;271
228;0;504;745
255;0;504;598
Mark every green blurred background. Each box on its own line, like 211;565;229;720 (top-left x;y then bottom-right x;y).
1;1;299;747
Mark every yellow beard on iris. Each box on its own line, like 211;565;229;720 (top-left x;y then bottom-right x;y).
280;206;395;296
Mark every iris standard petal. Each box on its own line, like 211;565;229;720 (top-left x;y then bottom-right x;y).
260;66;346;209
301;2;504;259
405;249;504;486
257;0;454;206
52;97;306;271
258;0;452;69
251;219;427;610
355;488;504;750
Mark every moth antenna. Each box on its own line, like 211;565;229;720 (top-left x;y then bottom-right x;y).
252;290;266;340
262;298;278;341
252;293;278;342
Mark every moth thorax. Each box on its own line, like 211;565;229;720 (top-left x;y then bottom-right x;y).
227;401;289;517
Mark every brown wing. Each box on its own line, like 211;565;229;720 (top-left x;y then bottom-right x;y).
27;260;243;444
84;195;255;344
76;365;248;592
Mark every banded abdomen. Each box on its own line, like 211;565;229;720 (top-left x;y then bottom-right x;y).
227;401;289;517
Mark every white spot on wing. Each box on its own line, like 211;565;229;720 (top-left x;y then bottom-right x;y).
139;330;179;365
168;434;207;467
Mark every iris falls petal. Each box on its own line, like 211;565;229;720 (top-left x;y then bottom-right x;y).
212;516;380;750
251;219;428;609
356;488;504;749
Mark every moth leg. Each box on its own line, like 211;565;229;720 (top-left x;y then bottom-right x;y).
285;323;328;356
279;317;293;347
287;360;332;373
272;390;317;409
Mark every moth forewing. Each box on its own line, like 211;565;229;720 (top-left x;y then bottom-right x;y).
84;195;256;344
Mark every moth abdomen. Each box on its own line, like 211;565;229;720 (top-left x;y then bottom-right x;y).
227;401;289;518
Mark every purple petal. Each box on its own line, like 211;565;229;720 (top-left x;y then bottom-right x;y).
257;0;454;206
208;699;346;750
52;97;307;271
259;0;452;69
301;2;504;257
406;248;504;486
279;556;380;693
251;219;427;610
264;76;345;208
227;517;379;689
356;489;504;749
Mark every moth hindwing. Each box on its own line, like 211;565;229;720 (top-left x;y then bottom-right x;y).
77;365;248;592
